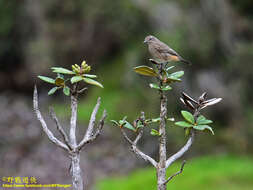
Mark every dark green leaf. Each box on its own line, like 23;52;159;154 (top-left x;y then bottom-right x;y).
166;76;182;82
196;115;213;125
175;121;193;128
83;74;97;78
181;110;195;124
52;67;75;75
48;87;58;95
193;125;214;135
71;76;83;84
63;86;70;96
134;66;158;77
185;128;191;137
150;129;160;136
38;76;55;84
83;78;103;88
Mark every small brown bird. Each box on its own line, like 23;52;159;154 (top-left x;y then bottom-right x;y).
144;35;191;65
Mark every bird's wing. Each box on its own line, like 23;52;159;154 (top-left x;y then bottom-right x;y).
154;42;179;56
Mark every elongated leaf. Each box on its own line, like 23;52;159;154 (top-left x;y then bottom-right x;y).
134;66;158;77
197;115;213;125
110;120;119;126
166;76;182;82
71;76;83;84
185;128;191;137
151;118;161;123
161;85;172;91
38;76;55;84
48;87;58;95
175;121;193;128
171;71;184;78
193;125;214;135
150;129;160;136
83;78;103;88
63;86;70;96
83;74;97;78
52;67;75;75
166;66;175;71
167;117;175;122
181;110;195;124
119;120;135;131
149;83;160;89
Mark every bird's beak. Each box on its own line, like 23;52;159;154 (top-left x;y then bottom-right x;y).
143;40;147;43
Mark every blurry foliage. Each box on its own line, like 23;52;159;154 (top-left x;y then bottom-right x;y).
96;155;253;190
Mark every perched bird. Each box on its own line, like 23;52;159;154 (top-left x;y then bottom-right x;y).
144;35;191;65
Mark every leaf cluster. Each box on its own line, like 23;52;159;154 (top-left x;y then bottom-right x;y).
38;61;103;96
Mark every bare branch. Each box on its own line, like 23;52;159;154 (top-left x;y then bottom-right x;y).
166;131;194;168
83;97;101;142
77;110;107;150
164;160;186;184
49;107;72;150
33;86;69;151
77;87;88;94
121;128;157;167
69;94;78;147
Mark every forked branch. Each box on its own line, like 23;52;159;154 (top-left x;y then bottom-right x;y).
121;128;157;167
166;131;194;168
33;86;70;151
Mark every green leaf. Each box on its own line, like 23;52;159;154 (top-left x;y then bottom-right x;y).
71;76;83;84
48;87;58;95
110;120;119;126
83;78;104;88
136;120;144;128
151;118;161;123
119;120;136;131
196;115;213;125
52;67;75;75
171;71;184;78
181;111;195;124
166;66;175;71
185;128;191;137
161;85;172;91
63;86;70;96
175;121;193;128
134;66;158;77
193;125;214;135
166;76;182;82
167;117;175;122
149;83;160;89
150;129;160;136
83;74;97;78
38;76;55;84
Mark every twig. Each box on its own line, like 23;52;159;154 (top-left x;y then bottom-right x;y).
83;97;101;142
33;86;69;151
164;160;186;184
165;131;194;168
49;107;72;150
121;128;157;167
77;87;88;94
77;110;107;150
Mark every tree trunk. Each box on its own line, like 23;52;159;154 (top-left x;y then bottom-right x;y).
70;153;83;190
157;92;167;190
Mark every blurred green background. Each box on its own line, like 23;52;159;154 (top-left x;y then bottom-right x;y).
0;0;253;189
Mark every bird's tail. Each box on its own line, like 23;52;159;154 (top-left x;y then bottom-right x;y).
179;57;191;65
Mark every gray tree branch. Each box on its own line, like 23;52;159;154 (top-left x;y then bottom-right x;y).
121;128;157;167
164;160;186;184
33;86;69;151
165;131;194;168
77;110;107;150
49;107;72;150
